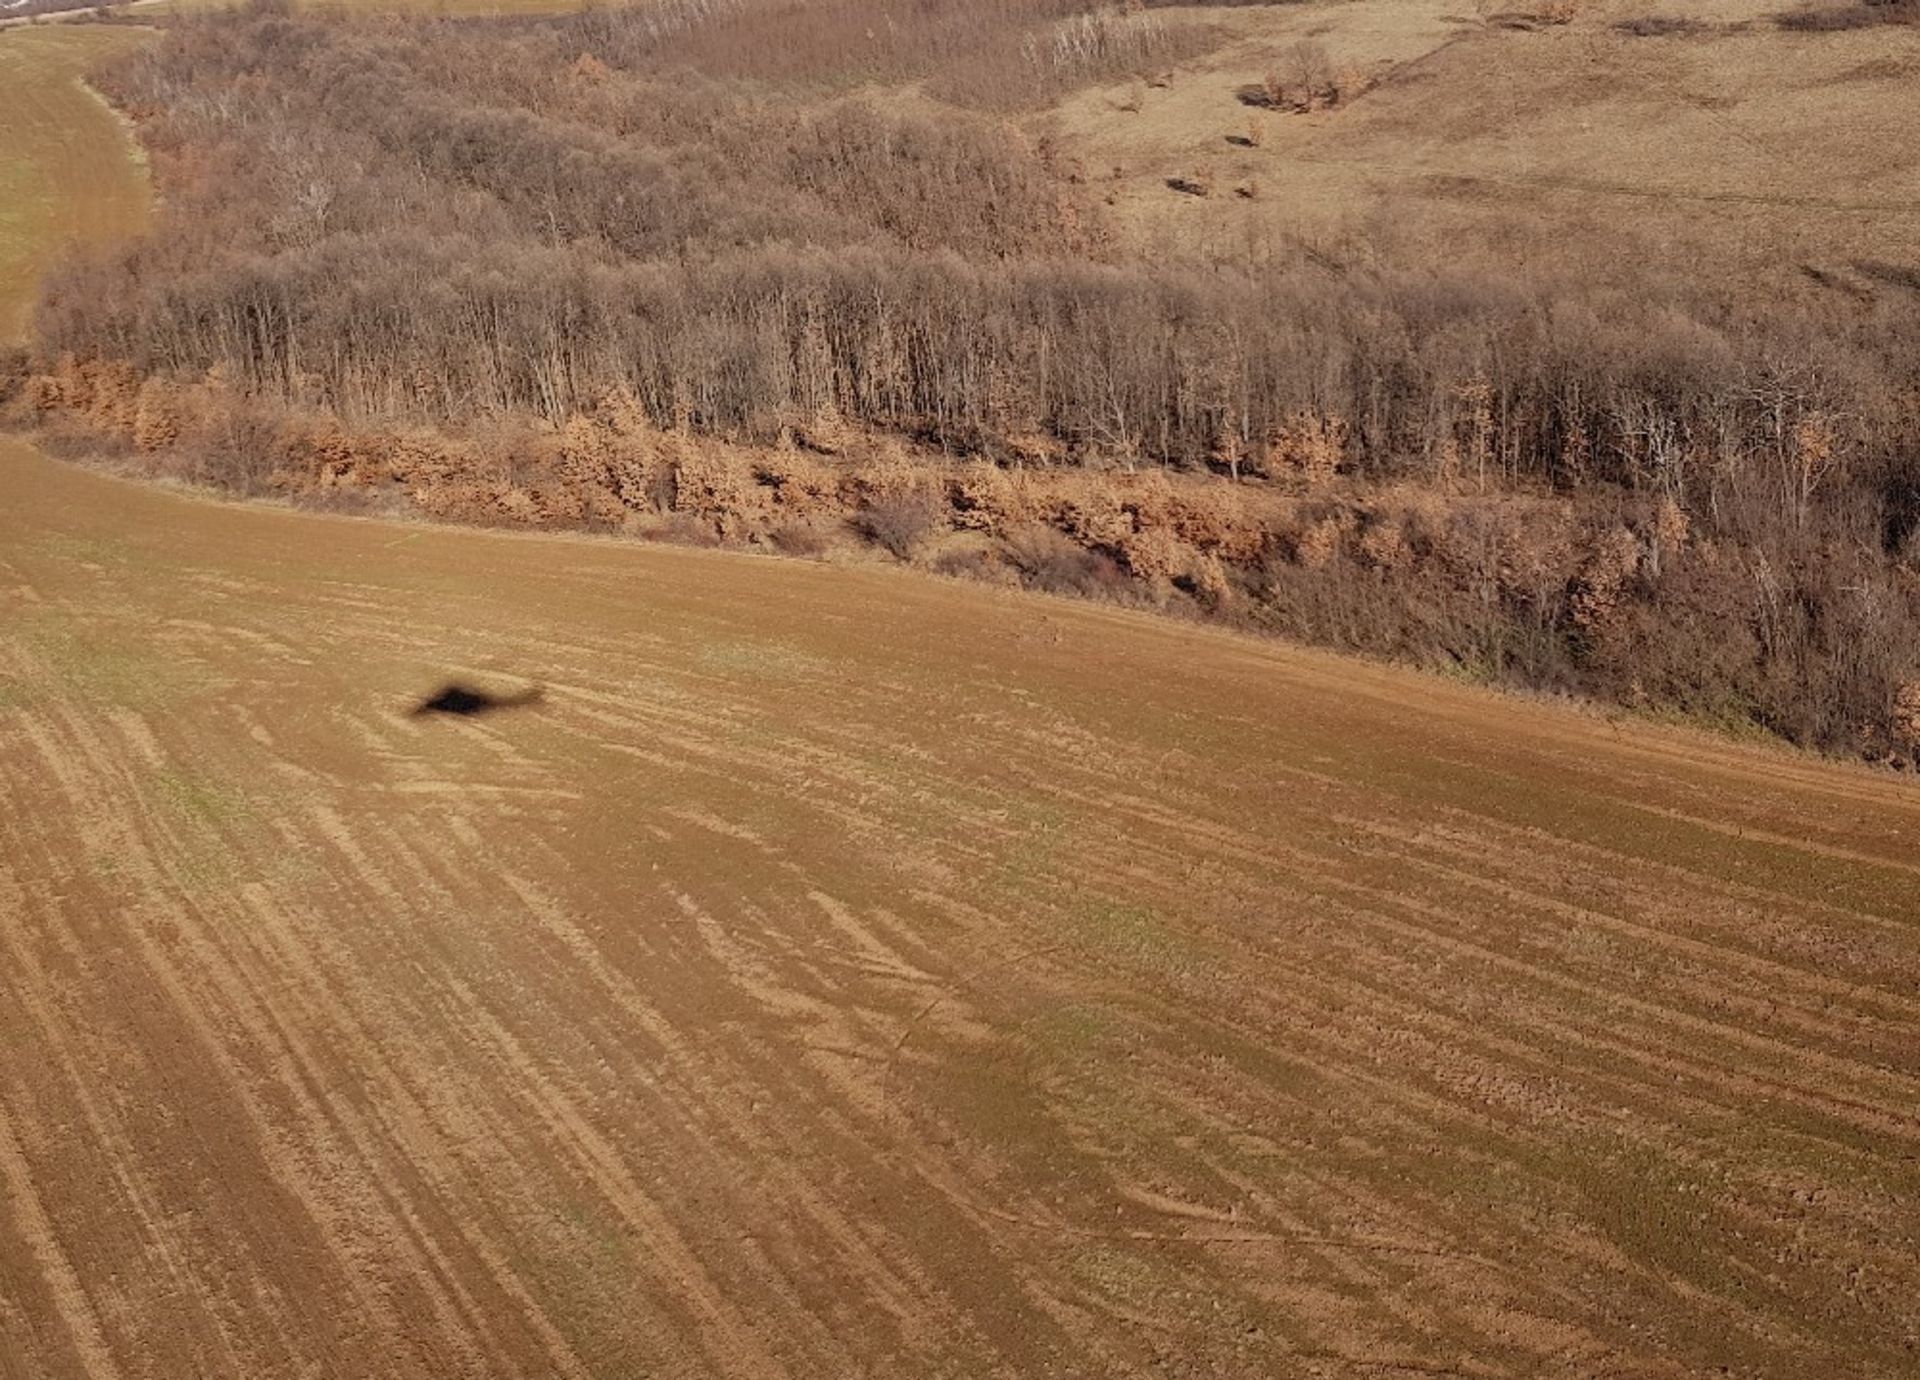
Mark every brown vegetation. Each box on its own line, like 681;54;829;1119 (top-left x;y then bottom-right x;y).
1256;38;1342;111
14;0;1920;760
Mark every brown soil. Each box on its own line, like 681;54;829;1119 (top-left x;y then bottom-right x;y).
2;435;1918;1377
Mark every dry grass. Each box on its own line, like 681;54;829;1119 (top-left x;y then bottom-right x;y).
0;25;149;344
1050;0;1920;292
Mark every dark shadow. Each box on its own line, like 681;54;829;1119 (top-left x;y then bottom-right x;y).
1798;263;1873;301
1224;133;1255;148
1854;259;1920;293
1882;477;1920;557
1165;176;1211;198
409;683;543;718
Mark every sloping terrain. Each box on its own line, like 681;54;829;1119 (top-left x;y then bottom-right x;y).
3;7;1920;1378
4;440;1920;1378
1056;0;1920;294
0;25;148;344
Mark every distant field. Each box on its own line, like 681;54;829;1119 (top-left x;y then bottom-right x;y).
1057;0;1920;295
0;25;149;344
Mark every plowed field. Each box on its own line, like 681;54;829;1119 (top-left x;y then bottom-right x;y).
2;439;1918;1377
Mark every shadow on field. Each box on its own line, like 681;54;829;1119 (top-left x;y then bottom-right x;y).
409;683;543;718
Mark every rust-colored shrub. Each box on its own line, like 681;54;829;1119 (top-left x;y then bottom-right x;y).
131;379;180;453
1792;411;1845;523
1059;486;1135;552
559;413;615;479
0;348;27;410
1650;494;1691;574
1264;412;1347;487
1292;513;1352;571
81;359;141;437
555;413;630;523
1570;526;1643;631
1357;517;1410;572
490;487;543;526
24;371;65;415
794;407;858;457
671;444;760;540
950;460;1033;533
1896;682;1920;743
1119;468;1175;527
844;444;928;505
1115;524;1187;582
755;449;837;517
1183;551;1233;609
1166;482;1261;561
569;52;612;85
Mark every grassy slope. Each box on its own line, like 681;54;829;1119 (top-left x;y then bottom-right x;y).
0;24;149;344
1055;0;1920;296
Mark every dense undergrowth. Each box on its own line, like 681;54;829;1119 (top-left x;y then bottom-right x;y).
12;0;1920;759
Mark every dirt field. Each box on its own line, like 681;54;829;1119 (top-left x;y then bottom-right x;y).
3;439;1920;1378
0;25;149;345
4;6;1920;1377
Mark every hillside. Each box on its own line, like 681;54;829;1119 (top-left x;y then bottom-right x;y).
1058;0;1920;296
2;6;1920;1377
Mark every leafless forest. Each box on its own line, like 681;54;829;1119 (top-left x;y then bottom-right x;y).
10;0;1920;755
